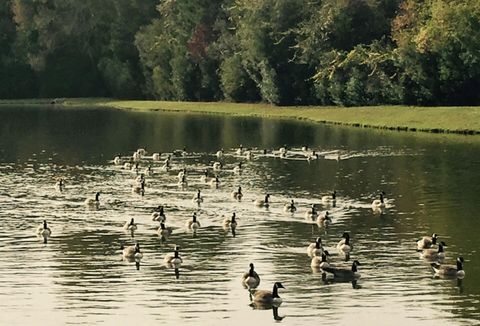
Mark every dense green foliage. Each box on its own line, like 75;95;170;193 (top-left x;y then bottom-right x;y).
1;0;480;105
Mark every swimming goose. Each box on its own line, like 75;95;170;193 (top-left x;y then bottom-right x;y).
278;145;287;156
307;237;324;257
84;192;100;207
132;151;141;162
132;180;145;195
233;162;243;174
157;222;173;237
213;162;223;171
36;220;52;238
417;233;438;250
192;189;203;204
131;162;140;174
122;243;143;260
123;158;133;170
245;150;253;160
177;168;187;181
337;232;353;254
178;175;188;188
144;165;153;176
137;148;146;156
301;146;309;152
223;212;238;228
113;154;122;165
209;175;220;188
322;190;337;204
236;145;244;156
323;260;361;280
186;212;201;230
421;242;446;261
317;211;332;227
231;186;243;200
283;200;297;213
242;263;260;288
306;151;319;161
371;191;386;210
255;194;270;208
152;152;161;161
431;257;465;279
216;148;224;158
252;282;285;304
200;169;210;183
123;218;138;231
151;205;166;222
304;205;318;219
311;250;330;268
164;246;183;265
55;178;65;191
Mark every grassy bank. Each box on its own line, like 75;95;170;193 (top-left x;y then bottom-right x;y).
2;98;480;135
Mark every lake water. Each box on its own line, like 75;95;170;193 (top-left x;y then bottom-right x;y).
0;105;479;325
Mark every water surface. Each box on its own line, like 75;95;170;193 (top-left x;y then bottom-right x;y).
0;105;479;325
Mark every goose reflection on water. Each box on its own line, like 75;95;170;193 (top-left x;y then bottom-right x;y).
250;302;285;321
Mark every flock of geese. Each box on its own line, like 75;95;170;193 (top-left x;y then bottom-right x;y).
35;145;466;309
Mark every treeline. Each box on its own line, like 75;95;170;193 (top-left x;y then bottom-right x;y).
1;0;480;106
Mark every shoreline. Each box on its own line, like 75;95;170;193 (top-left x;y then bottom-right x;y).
1;98;480;136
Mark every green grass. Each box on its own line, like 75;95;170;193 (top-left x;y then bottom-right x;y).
2;98;480;135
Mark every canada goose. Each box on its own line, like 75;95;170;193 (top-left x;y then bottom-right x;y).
255;194;270;208
278;145;287;156
307;151;319;161
131;162;140;174
192;189;203;204
186;212;201;230
245;150;253;160
161;161;171;171
304;205;318;219
213;162;223;171
252;282;285;304
307;237;324;257
233;162;243;174
122;243;143;260
134;173;145;184
431;257;465;279
152;152;161;161
210;175;220;188
164;246;182;265
137;148;146;156
417;233;438;250
178;174;188;188
231;186;243;200
371;191;386;210
178;168;187;181
36;220;52;238
132;180;145;195
151;205;166;222
84;192;100;207
323;260;362;279
144;165;153;176
311;250;330;268
236;145;244;155
223;212;238;228
283;200;297;213
337;232;352;254
216;148;224;158
123;218;137;231
200;169;210;182
113;154;122;165
157;222;173;237
317;211;332;227
322;190;337;204
172;147;187;157
54;178;65;191
242;263;260;288
132;151;141;162
301;146;309;152
421;242;447;261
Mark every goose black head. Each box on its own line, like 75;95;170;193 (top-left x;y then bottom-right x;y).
160;222;166;230
275;282;285;289
130;218;135;225
95;192;100;200
231;212;236;221
249;263;254;270
43;220;48;228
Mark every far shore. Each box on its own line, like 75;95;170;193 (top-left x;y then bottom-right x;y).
1;98;480;136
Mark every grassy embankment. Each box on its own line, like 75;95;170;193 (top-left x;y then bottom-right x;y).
2;98;480;135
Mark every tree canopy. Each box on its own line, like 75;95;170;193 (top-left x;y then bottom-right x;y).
1;0;480;106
